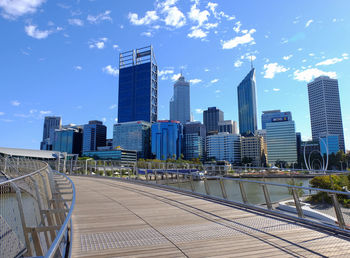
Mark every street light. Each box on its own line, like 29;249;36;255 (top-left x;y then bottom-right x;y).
85;158;92;175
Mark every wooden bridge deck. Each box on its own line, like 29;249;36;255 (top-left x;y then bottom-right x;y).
71;176;350;257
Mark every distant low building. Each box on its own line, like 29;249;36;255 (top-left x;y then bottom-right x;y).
82;149;137;163
206;132;241;164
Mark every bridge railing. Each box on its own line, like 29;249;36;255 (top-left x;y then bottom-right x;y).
70;162;350;234
0;157;75;257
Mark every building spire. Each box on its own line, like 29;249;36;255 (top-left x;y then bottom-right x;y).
250;56;254;69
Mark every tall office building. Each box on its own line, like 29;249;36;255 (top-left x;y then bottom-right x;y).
82;120;107;152
118;46;158;123
113;121;151;159
40;116;61;150
266;120;297;166
218;120;238;134
169;75;191;124
237;68;257;136
183;122;206;160
206;133;241;163
203;107;224;134
261;110;292;129
307;76;345;151
52;127;83;155
151;120;182;160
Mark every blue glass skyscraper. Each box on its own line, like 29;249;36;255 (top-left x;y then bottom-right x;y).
237;68;257;136
151;121;182;160
118;46;158;123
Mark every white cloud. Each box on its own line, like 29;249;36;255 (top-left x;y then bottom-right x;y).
204;68;210;72
11;100;20;106
113;44;120;50
128;11;159;25
195;108;203;114
25;24;51;39
89;38;107;49
234;60;243;67
159;69;174;76
68;18;84;26
109;104;117;109
141;31;153;37
187;28;207;38
343;53;349;60
102;65;119;76
0;0;45;19
0;112;4;115
114;118;118;123
204;22;218;29
305;19;313;28
293;68;337;82
283;55;293;60
163;6;186;28
233;21;241;33
171;73;181;81
263;63;289;79
211;79;219;83
74;66;82;70
87;10;112;24
316;57;344;66
215;89;221;93
221;29;256;49
189;79;202;84
39;110;52;115
188;3;209;26
272;88;280;92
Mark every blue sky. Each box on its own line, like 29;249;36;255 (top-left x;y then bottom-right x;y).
0;0;349;150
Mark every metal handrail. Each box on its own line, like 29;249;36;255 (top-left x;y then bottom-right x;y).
0;163;48;186
46;171;76;258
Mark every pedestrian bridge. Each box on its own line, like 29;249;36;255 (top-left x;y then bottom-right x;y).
71;176;350;257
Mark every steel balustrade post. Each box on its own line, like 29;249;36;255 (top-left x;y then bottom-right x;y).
203;177;210;195
165;171;169;185
219;178;227;199
177;171;181;189
330;193;346;229
261;184;272;210
189;174;195;192
238;181;248;204
145;170;149;182
291;188;304;218
155;170;158;184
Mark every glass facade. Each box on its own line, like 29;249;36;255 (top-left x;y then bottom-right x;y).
261;110;292;129
169;75;191;124
113;121;151;159
82;149;137;162
82;120;107;152
266;120;297;165
206;133;241;163
320;135;339;155
237;68;257;136
52;128;83;155
183;122;206;160
203;107;224;134
41;116;61;150
118;46;158;123
151;121;182;160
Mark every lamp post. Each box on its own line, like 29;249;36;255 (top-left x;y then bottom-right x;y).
85;158;92;175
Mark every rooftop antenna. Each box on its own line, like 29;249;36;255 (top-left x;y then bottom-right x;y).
250;56;254;69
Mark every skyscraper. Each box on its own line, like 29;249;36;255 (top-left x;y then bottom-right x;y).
183;122;206;160
151;120;182;160
203;107;224;134
169;75;191;124
118;46;158;123
52;127;83;155
113;121;151;159
206;133;241;163
237;68;257;136
82;120;107;152
218;120;238;134
307;76;345;151
40;116;61;150
261;110;292;129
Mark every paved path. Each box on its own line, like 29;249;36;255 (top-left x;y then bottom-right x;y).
71;176;350;257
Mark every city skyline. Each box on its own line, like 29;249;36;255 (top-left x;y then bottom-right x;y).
1;0;350;150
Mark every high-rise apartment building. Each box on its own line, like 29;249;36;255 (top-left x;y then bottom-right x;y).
151;120;182;160
237;68;257;136
218;120;238;134
113;121;151;159
118;46;158;123
266;120;297;166
261;110;292;129
206;133;241;163
82;120;106;152
203;107;224;134
183;122;206;160
241;135;267;167
169;75;191;124
40;116;61;150
307;76;345;151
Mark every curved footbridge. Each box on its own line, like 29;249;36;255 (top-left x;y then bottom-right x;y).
71;176;350;257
